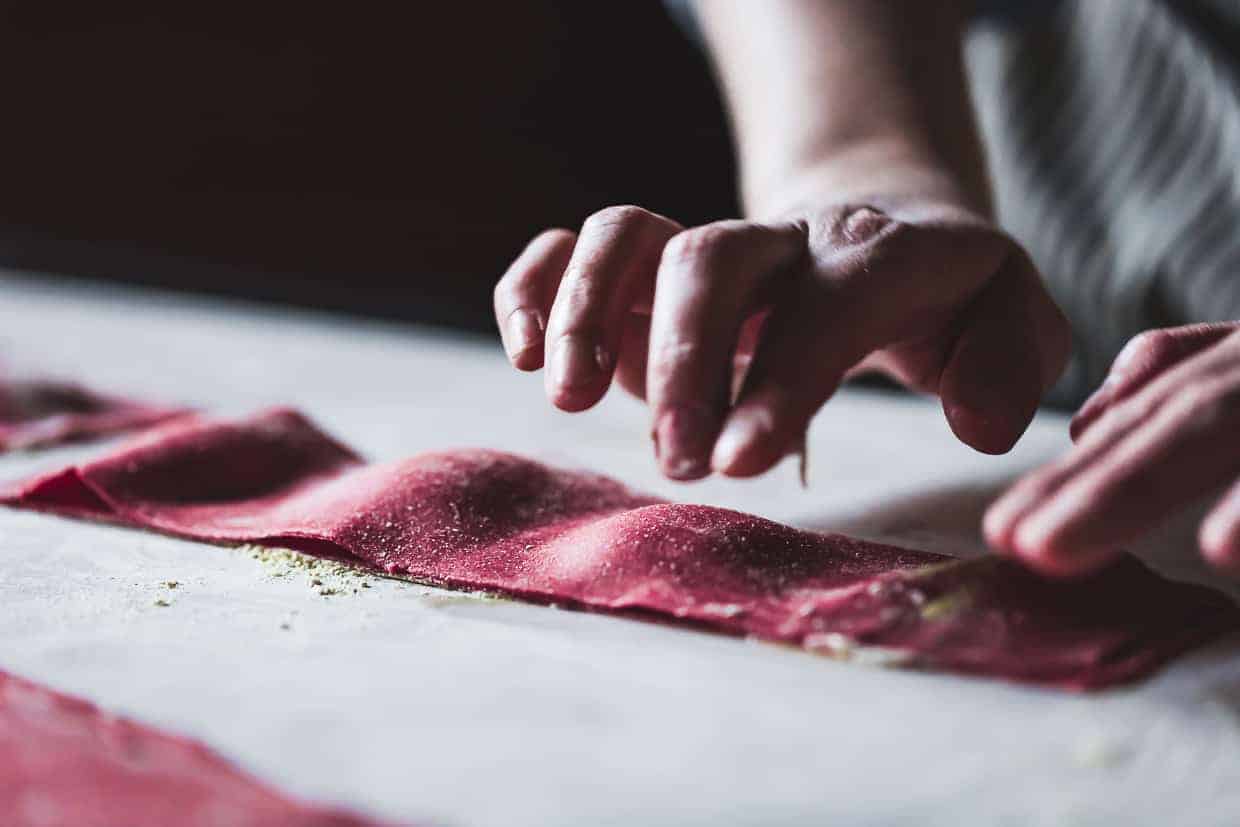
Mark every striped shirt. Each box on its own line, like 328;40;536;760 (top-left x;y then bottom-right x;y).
970;0;1240;404
672;0;1240;406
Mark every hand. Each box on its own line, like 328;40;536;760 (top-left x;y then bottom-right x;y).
494;200;1070;480
985;323;1240;577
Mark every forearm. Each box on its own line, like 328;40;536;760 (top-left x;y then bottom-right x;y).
694;0;991;219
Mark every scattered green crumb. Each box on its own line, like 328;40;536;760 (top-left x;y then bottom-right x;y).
803;633;914;667
920;587;975;621
241;544;391;599
1072;733;1131;768
153;599;171;608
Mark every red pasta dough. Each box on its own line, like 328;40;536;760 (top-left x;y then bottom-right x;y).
0;670;399;827
4;408;1237;689
0;378;187;450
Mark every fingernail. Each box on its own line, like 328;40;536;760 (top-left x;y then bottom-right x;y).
982;489;1040;548
655;405;717;480
982;505;1013;549
1009;493;1081;561
506;310;543;360
1011;516;1052;559
1200;512;1238;566
551;336;597;390
1200;516;1227;558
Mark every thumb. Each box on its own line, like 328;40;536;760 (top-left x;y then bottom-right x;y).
939;251;1071;454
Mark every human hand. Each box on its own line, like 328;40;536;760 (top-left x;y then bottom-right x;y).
495;201;1070;480
985;322;1240;577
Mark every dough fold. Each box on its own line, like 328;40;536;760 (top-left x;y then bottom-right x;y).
4;407;1236;690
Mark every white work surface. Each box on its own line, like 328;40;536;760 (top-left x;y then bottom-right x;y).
1;273;1238;827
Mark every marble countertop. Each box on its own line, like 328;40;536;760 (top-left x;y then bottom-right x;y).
1;272;1236;826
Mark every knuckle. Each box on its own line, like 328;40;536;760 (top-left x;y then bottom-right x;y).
492;279;511;307
554;281;604;328
557;326;605;347
1131;328;1174;355
1123;329;1179;367
838;205;897;245
650;336;703;370
1167;321;1229;339
583;204;655;234
492;275;525;309
818;204;896;246
661;221;761;271
648;338;703;385
535;227;575;246
662;226;733;268
497;228;575;302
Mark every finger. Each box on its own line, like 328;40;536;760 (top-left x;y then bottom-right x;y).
1201;477;1240;573
544;206;681;412
614;313;651;401
647;220;805;480
710;280;862;478
940;250;1071;454
1001;370;1240;577
711;206;1008;478
984;334;1240;550
1071;323;1236;441
493;228;576;370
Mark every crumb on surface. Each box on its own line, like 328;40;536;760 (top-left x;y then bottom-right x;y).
239;544;493;612
241;544;394;599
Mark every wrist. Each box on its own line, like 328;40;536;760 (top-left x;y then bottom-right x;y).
744;139;994;224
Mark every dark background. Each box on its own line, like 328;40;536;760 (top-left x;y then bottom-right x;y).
0;2;738;331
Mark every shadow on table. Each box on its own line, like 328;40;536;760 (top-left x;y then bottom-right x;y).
795;478;1017;559
797;477;1240;602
